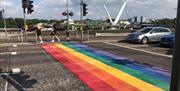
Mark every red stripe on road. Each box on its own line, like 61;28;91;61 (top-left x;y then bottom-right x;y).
42;44;140;91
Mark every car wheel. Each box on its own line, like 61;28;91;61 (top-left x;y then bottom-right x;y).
169;42;174;48
141;37;148;44
160;43;165;47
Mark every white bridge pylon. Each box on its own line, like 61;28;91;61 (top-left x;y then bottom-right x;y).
104;0;128;25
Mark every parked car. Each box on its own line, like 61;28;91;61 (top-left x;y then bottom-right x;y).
160;33;175;48
42;24;53;31
125;27;172;44
140;24;153;28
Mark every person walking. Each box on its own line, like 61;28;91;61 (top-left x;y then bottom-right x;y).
66;30;70;41
51;23;60;42
36;23;43;43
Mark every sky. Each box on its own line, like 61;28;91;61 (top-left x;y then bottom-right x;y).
0;0;178;20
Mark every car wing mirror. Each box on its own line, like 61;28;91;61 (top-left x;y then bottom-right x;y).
131;31;135;33
150;31;154;34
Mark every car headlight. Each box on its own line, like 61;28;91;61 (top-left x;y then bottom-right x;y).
137;35;143;39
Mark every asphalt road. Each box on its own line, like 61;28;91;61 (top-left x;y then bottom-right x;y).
0;43;91;91
116;41;173;55
84;42;172;72
0;35;173;90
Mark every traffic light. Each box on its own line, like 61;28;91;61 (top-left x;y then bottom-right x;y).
82;3;88;16
69;12;74;17
0;11;2;19
62;12;67;16
22;0;28;9
27;0;34;14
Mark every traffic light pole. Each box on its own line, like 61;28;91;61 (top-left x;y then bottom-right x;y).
23;8;27;42
2;9;7;39
170;0;180;90
2;9;9;91
67;0;69;31
22;0;34;42
21;8;26;43
80;0;83;41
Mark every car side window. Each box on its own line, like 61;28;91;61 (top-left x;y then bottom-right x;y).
151;28;161;33
159;29;170;33
151;28;170;33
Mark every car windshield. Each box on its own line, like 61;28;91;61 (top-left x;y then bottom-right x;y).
137;27;153;33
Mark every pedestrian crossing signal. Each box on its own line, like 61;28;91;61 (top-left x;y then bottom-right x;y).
0;11;2;19
27;0;34;14
82;3;88;16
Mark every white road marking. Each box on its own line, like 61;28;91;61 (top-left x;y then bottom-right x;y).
104;42;173;58
0;52;17;55
0;43;33;47
12;44;17;47
0;52;10;55
0;51;46;55
11;52;17;55
84;40;118;43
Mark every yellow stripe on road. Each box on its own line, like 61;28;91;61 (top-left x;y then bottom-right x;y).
56;44;164;91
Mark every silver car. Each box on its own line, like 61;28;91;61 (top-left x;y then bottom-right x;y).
126;27;172;44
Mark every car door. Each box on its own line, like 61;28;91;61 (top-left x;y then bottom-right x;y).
148;28;160;42
158;28;171;40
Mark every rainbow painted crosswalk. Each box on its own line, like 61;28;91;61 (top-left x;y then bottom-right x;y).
41;43;170;91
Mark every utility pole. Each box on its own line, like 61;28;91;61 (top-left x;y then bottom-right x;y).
170;0;180;91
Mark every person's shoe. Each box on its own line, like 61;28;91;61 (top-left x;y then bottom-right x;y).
51;40;54;43
58;39;60;42
40;41;43;43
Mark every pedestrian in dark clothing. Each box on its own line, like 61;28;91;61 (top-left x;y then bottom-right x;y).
51;23;60;42
36;23;43;43
66;31;70;41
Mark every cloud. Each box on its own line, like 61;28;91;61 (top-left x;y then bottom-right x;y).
0;0;22;18
1;0;13;7
0;0;178;20
127;0;177;19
